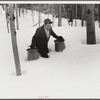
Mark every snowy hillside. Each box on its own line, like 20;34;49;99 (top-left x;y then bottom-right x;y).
0;5;100;98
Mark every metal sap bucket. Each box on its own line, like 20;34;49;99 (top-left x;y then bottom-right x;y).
27;49;40;61
54;40;66;52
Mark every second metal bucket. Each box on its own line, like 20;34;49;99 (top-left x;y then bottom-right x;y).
54;40;66;52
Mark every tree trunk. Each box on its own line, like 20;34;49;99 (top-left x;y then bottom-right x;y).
9;4;21;76
5;4;10;33
69;4;74;26
47;4;50;18
38;4;41;27
31;7;34;24
81;4;86;27
22;7;24;17
62;4;70;25
15;4;19;30
58;4;62;27
75;4;77;26
1;4;5;10
81;4;84;27
86;4;96;44
84;5;87;27
98;4;100;27
52;4;54;27
19;8;21;17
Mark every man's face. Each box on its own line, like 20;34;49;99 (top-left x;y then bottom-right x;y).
44;23;51;30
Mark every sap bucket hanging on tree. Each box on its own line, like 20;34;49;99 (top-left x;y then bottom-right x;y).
27;49;40;61
54;36;66;52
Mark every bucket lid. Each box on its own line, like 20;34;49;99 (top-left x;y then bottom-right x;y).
27;48;38;51
54;39;64;43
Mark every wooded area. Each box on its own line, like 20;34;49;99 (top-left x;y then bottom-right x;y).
2;4;99;24
0;4;100;76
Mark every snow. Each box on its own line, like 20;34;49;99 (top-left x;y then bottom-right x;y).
0;6;100;98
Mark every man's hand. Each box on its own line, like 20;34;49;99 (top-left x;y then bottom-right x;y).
57;36;65;41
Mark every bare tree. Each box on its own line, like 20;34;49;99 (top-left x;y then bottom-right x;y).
85;4;96;44
98;4;100;27
81;4;85;27
15;4;19;30
38;4;41;27
58;4;62;27
9;4;21;76
5;4;10;33
1;4;5;10
62;4;70;25
75;4;77;26
69;4;74;26
31;5;34;24
52;4;55;27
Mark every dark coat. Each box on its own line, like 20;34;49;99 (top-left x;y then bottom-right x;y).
30;25;59;56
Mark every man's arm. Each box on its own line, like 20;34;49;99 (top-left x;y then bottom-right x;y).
50;28;59;39
30;28;39;48
50;28;65;41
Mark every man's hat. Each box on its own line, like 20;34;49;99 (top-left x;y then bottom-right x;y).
44;18;53;24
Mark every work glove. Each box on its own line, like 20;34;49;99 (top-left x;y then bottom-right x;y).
57;36;65;42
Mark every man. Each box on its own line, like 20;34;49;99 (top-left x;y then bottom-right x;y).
28;18;64;58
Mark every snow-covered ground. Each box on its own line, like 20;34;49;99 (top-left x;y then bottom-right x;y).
0;5;100;98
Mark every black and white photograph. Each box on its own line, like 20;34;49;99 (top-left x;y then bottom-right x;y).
0;0;100;99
